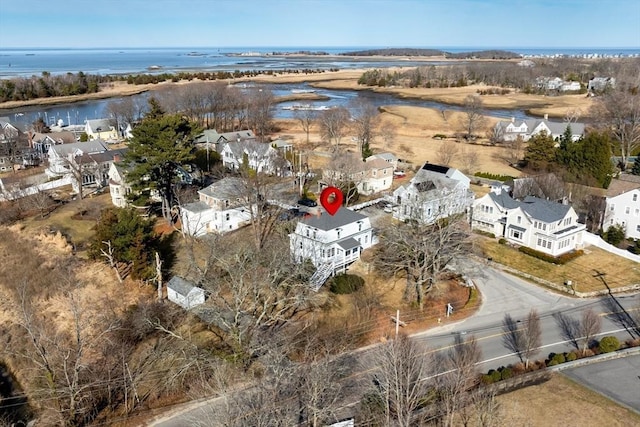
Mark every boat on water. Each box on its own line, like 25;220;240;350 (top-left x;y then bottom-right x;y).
291;89;316;94
282;104;330;111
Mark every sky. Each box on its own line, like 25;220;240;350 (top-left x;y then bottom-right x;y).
0;0;639;49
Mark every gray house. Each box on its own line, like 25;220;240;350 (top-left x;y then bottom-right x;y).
167;276;205;310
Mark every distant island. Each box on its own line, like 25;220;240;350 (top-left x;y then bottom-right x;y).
340;48;521;59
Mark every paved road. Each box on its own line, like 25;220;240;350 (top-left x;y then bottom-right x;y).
148;260;640;426
563;353;640;414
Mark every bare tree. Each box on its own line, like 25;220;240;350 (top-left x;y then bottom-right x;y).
460;95;487;140
437;334;482;427
578;308;602;353
246;86;275;142
107;96;143;136
293;107;318;144
318;106;351;150
366;334;435;427
437;140;459;166
374;215;470;308
487;124;504;145
590;78;640;170
459;145;480;175
350;98;379;159
323;150;366;207
502;310;542;368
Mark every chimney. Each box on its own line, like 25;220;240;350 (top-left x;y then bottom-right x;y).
544;113;548;120
511;117;515;123
113;153;121;163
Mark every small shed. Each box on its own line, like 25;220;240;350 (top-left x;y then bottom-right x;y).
167;276;205;310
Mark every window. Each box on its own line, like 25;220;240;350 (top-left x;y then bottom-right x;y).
358;222;362;231
637;225;640;232
635;209;639;217
517;216;522;224
610;204;615;211
365;235;368;244
225;213;230;221
626;207;631;214
542;223;547;231
634;194;638;202
510;229;521;240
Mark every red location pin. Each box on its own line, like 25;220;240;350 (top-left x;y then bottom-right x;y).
319;186;343;216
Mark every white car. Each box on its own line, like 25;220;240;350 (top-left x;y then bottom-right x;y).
384;204;393;213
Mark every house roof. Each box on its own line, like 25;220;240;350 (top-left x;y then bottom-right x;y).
225;140;273;159
218;130;255;143
367;152;397;162
300;208;367;231
49;140;108;156
86;119;114;133
32;131;77;145
606;174;640;197
167;276;198;296
488;191;521;209
337;237;361;250
199;177;245;200
409;162;464;193
365;158;393;170
75;148;127;165
496;119;585;136
182;201;212;214
520;196;571;222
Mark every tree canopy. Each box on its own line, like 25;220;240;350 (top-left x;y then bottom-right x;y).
124;98;201;219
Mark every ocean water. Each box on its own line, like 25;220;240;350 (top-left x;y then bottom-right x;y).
0;46;638;79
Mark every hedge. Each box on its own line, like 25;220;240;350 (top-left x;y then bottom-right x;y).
518;246;584;265
598;336;620;353
474;172;514;182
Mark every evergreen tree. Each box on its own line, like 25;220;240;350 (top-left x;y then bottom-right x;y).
125;98;201;220
524;131;556;171
578;132;614;188
631;155;640;176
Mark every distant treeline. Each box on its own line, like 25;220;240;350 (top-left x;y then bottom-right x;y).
342;48;521;59
0;68;336;103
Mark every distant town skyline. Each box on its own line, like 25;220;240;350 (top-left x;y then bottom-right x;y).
1;0;639;49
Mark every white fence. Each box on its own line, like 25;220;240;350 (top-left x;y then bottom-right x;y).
583;232;640;263
0;175;73;201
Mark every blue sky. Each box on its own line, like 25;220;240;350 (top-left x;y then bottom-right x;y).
1;0;639;48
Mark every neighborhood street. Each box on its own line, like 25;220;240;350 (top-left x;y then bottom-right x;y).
148;262;640;426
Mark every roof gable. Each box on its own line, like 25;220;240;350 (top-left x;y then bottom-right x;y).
300;208;367;231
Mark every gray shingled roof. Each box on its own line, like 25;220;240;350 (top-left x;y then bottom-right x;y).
488;191;522;209
496;119;585;137
182;201;211;213
337;237;360;250
199;177;245;200
300;208;367;231
520;196;571;222
225;140;273;159
167;276;197;296
50;140;108;156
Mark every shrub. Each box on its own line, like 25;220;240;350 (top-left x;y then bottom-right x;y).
490;369;502;383
500;366;513;380
474;229;496;238
498;238;507;244
329;274;365;294
518;246;584;264
566;352;578;362
598;336;620;353
474;172;514;182
602;224;625;246
481;374;494;384
433;133;448;139
546;352;566;366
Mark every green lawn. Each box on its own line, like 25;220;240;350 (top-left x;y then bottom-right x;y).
477;238;640;293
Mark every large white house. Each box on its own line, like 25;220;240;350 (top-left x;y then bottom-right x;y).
290;208;374;289
494;116;585;142
603;173;640;239
472;189;585;257
220;140;290;176
322;152;394;196
180;177;254;236
393;163;474;224
45;140;109;178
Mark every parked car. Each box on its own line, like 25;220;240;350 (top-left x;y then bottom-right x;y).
393;171;406;179
384;204;394;213
297;198;318;207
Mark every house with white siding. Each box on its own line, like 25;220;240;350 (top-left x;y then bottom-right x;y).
86;119;118;142
494;116;585;142
167;276;205;310
393;163;474;224
220;140;290;176
180;177;254;236
322;153;394;196
472;188;585;257
290;208;375;289
603;173;640;239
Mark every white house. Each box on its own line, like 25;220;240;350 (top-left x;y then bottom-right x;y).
30;131;76;157
45;140;109;178
290;208;374;289
180;177;254;236
220;140;290;175
86;119;118;142
366;152;398;170
472;189;585;257
588;77;615;94
393;163;474;224
322;152;394;196
0;118;39;172
494;116;585;142
108;162;132;208
603;173;640;239
167;276;205;310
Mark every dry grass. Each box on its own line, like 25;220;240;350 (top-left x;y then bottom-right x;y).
477;237;640;292
496;374;640;426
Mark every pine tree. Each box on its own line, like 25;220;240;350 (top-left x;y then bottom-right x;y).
631;155;640;176
524;131;556;171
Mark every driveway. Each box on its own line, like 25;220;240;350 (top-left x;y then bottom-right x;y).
562;353;640;414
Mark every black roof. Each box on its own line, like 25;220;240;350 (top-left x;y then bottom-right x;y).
421;163;450;174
